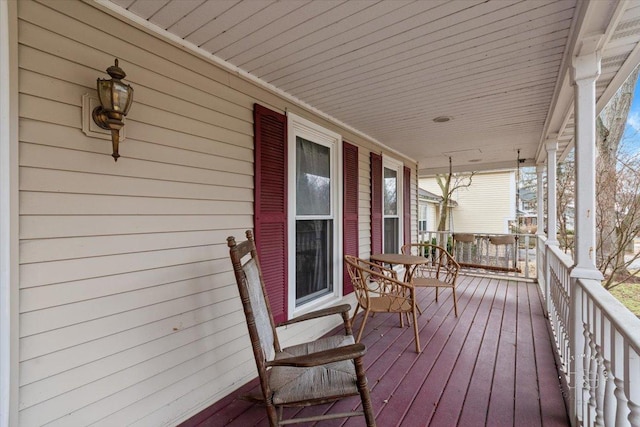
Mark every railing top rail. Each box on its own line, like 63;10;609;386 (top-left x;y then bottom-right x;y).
578;277;640;354
547;244;574;269
420;231;534;239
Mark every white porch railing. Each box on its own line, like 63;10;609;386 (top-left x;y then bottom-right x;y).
418;230;537;279
541;238;640;427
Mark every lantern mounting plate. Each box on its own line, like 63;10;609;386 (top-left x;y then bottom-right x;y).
82;94;127;141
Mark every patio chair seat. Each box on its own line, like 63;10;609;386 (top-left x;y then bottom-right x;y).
368;295;414;312
271;335;358;405
411;276;455;288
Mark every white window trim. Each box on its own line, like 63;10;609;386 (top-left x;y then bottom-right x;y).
382;155;403;254
286;112;343;317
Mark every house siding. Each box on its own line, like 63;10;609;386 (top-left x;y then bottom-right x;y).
420;171;515;234
14;1;417;425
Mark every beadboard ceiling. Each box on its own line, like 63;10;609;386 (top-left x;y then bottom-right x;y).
101;0;640;175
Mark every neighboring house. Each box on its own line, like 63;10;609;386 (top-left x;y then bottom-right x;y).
417;188;441;233
419;170;516;234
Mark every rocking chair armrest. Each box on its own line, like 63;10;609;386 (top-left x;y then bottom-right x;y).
266;343;366;368
277;304;352;327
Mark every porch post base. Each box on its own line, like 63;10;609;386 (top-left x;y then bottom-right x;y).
545;239;559;247
569;265;603;281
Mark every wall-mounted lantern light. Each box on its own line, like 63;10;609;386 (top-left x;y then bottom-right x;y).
92;59;134;161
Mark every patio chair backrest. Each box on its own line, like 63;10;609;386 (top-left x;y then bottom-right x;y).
344;255;410;311
401;243;459;282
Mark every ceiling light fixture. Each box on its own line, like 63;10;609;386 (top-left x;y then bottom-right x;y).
433;116;452;123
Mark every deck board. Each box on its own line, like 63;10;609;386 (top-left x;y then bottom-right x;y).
514;281;543;427
486;278;518;426
185;275;569;427
427;277;500;426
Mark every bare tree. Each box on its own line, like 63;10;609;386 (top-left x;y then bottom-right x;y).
596;148;640;288
556;154;575;253
595;67;640;288
435;157;475;232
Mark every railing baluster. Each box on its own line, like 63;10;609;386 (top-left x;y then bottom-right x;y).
603;316;616;426
613;326;630;425
594;307;605;426
626;346;640;426
576;320;596;426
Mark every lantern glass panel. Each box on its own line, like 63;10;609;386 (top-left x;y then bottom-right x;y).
97;80;114;109
112;81;131;112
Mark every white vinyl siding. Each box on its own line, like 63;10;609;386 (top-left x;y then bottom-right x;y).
14;1;418;425
427;203;437;231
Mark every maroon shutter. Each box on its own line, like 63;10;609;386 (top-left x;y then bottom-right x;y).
343;141;359;295
254;104;288;323
404;165;411;245
370;152;383;254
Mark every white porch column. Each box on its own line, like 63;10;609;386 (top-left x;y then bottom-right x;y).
546;141;559;246
536;165;545;237
571;49;605;280
567;45;605;427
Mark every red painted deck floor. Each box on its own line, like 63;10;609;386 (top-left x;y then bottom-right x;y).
192;275;569;427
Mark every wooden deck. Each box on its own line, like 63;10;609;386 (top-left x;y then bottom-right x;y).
189;275;569;427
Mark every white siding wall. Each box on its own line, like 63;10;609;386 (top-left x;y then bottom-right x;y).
15;1;417;425
427;203;438;231
419;171;515;234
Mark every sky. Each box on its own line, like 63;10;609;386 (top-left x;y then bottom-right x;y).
621;77;640;154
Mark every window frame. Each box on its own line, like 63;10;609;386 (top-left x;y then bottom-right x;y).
418;204;428;232
287;112;343;317
382;155;404;254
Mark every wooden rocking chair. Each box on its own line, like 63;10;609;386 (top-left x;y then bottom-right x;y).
227;231;376;426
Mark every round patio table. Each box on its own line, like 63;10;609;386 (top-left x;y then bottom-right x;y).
369;253;429;282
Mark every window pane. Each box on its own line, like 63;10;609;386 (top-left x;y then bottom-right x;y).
384;217;399;254
384;167;397;215
296;220;334;305
296;137;330;215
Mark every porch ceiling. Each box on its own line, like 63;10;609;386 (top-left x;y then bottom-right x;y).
101;0;640;175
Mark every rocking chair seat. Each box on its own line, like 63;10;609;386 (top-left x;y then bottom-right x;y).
271;334;359;405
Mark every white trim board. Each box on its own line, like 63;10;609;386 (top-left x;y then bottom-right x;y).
0;1;20;425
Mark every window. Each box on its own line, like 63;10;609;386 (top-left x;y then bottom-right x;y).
288;113;341;314
255;104;359;322
418;205;428;232
383;157;403;253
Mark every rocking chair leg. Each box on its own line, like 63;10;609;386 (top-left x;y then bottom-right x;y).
265;403;279;427
354;356;377;427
